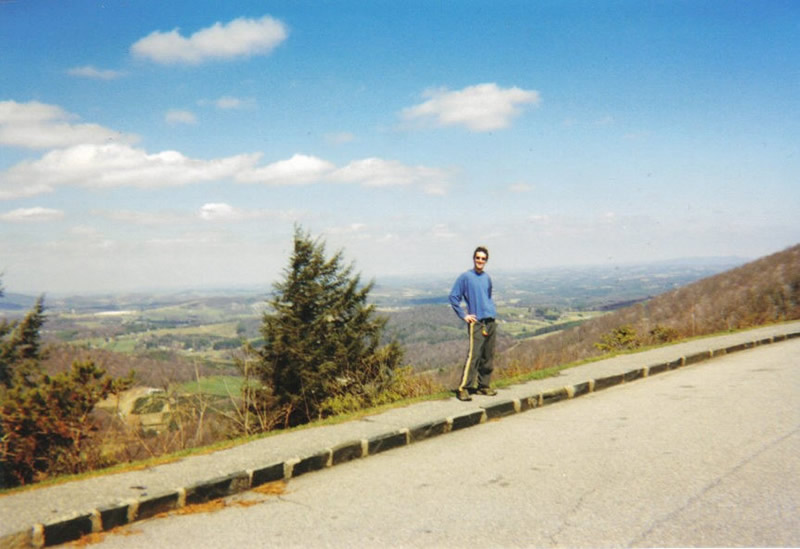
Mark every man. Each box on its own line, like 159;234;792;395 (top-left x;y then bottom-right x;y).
449;246;498;402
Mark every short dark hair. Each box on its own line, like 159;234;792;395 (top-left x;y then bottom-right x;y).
473;246;489;260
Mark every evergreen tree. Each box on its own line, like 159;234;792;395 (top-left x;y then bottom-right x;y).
255;227;402;427
0;297;45;388
0;290;133;486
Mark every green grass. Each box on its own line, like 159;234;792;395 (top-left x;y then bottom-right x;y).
145;321;240;338
79;337;138;353
496;307;605;338
177;375;244;397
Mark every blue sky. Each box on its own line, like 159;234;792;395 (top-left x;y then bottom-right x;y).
1;1;798;294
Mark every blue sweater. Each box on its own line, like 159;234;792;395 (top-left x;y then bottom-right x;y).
449;269;496;321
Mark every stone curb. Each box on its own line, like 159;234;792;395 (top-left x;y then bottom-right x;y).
4;330;799;548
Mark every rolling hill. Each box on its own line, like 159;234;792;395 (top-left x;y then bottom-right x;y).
497;243;800;376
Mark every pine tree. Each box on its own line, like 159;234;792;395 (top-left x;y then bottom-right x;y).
0;296;46;388
255;227;402;427
0;291;133;486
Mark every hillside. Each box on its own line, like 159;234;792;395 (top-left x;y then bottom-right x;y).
497;244;800;377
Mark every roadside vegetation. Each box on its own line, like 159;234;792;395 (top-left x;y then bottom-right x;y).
1;239;797;489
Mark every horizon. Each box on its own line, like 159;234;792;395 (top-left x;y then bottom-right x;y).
2;2;799;295
0;252;755;300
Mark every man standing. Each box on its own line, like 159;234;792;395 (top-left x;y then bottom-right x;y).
449;246;498;402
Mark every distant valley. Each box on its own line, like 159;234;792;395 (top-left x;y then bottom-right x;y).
0;257;748;376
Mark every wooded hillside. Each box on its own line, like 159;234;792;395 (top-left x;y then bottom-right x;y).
497;244;800;377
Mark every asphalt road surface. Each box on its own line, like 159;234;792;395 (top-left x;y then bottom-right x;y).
86;339;800;548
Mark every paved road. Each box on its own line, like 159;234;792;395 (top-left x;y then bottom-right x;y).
80;340;800;548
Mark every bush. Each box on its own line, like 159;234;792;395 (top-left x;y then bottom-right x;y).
648;324;679;344
0;296;133;487
594;324;641;353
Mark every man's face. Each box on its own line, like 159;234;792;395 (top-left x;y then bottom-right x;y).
473;252;488;273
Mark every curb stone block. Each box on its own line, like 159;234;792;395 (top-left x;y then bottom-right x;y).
624;368;646;382
291;449;332;477
409;419;449;442
522;393;543;409
98;502;130;531
725;342;752;354
787;331;800;340
331;440;364;464
43;513;94;546
368;430;409;455
32;524;44;548
668;357;684;370
572;381;592;398
773;334;786;342
684;351;712;366
231;472;250;494
519;395;539;411
757;337;773;346
541;387;569;405
251;462;284;487
711;348;727;358
135;490;180;520
648;362;670;376
450;410;485;431
594;373;624;391
185;472;249;505
482;399;518;419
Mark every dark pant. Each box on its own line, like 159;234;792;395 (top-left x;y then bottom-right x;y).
457;319;496;391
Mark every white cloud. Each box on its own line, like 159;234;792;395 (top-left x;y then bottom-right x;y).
0;143;260;199
197;96;256;110
237;153;335;185
0;100;138;149
325;223;367;235
199;202;245;221
402;83;540;132
165;109;198;125
234;153;451;194
96;209;186;225
0;140;449;199
216;96;251;110
66;65;125;80
329;157;450;191
198;202;299;222
0;207;64;222
131;15;288;65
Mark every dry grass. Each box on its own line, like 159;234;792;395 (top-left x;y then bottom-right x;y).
497;243;800;377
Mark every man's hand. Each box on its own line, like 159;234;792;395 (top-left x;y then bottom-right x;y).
464;314;478;324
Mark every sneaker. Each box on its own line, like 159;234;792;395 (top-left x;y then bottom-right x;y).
456;388;472;401
476;387;497;396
